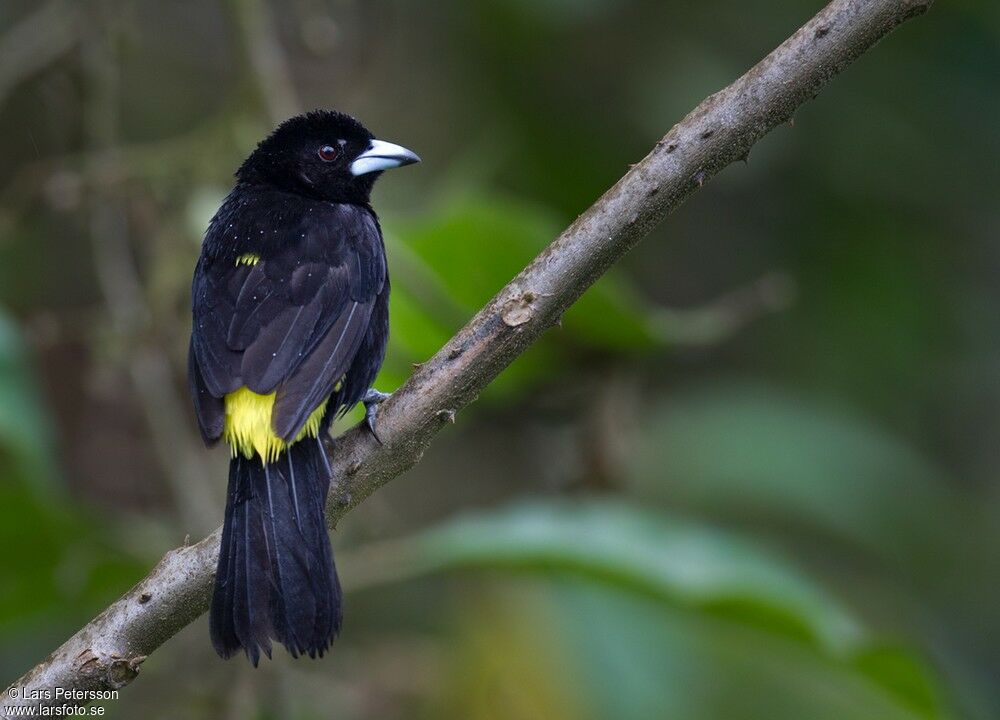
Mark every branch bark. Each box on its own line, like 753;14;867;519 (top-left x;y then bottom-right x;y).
2;0;932;713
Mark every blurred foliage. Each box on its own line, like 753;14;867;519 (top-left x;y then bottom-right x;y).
0;310;144;683
377;194;659;395
353;501;947;719
0;0;997;718
0;309;54;487
430;580;935;720
630;381;965;566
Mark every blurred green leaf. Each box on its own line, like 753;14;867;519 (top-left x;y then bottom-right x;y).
385;195;659;373
410;501;863;652
629;381;964;566
0;308;56;488
432;578;941;720
393;196;555;312
854;644;947;720
349;500;948;718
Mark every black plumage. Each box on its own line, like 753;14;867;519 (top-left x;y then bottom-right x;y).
211;440;339;664
188;110;418;663
191;197;385;432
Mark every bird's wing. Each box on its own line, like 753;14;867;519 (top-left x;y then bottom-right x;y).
189;253;250;443
189;203;385;444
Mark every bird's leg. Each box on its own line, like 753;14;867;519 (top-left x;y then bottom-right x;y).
362;388;392;444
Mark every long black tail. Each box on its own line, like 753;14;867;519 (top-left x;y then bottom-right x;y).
210;438;342;665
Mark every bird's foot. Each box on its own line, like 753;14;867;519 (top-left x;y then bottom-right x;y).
362;389;392;444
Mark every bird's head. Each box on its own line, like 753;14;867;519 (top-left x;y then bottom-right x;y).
236;110;420;204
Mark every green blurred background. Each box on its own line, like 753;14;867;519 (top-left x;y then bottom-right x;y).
0;0;997;718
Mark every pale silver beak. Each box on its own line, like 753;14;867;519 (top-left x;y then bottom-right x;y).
350;139;421;176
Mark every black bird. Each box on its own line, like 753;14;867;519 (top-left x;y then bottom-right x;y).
187;110;419;664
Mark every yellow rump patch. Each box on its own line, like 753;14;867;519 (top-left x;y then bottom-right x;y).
223;387;327;464
235;253;261;266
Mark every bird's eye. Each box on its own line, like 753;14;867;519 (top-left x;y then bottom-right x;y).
318;145;339;162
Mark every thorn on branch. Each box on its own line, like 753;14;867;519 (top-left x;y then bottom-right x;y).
436;409;456;424
138;592;152;604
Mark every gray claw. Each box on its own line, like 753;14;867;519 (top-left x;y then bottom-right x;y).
362;389;391;444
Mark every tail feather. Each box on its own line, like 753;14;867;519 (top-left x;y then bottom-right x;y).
209;473;240;656
232;484;273;665
259;462;318;657
210;440;341;664
295;439;341;655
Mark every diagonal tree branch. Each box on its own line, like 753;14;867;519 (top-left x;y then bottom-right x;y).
2;0;932;712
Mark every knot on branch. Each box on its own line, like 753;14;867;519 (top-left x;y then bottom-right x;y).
73;649;147;692
106;656;146;689
501;291;537;327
